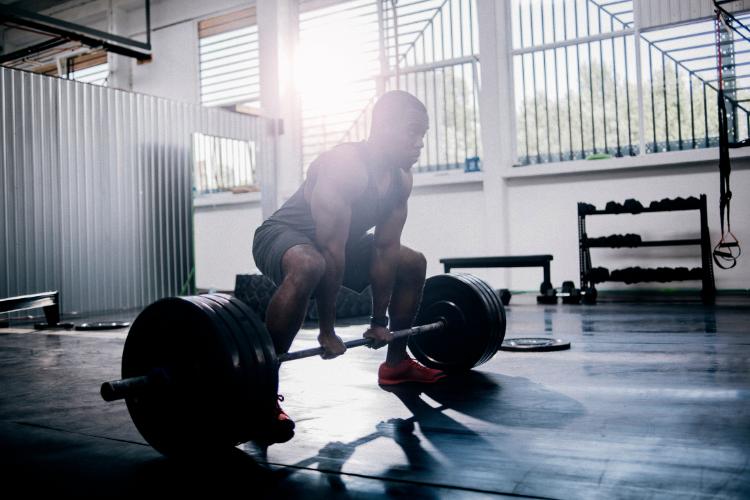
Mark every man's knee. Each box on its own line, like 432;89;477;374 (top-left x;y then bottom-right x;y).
398;247;427;282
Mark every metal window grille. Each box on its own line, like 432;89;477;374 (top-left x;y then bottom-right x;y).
299;0;481;173
640;13;750;153
298;0;381;168
193;133;257;194
384;0;481;172
198;7;260;108
63;50;109;86
512;0;750;166
69;63;109;86
512;0;638;165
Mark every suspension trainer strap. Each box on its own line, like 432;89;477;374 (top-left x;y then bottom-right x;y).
713;11;742;269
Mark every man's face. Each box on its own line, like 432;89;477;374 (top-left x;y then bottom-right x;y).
381;108;429;169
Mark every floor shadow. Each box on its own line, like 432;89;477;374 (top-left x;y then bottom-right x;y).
264;370;584;497
421;370;585;430
117;372;583;497
259;416;444;498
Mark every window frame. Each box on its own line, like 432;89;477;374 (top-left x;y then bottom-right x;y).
507;0;750;173
197;6;260;109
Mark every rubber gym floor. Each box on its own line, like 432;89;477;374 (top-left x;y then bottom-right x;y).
1;294;748;499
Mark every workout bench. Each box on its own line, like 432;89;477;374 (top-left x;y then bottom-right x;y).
0;291;62;328
440;255;554;295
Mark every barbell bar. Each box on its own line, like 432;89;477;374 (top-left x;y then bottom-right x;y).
277;320;446;362
100;273;505;456
102;320;447;401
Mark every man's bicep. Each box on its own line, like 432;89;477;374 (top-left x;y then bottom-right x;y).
310;177;352;250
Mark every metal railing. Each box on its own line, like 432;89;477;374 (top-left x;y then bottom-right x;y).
193;133;258;194
328;0;481;173
386;58;481;172
298;0;381;168
640;13;750;153
512;0;750;166
513;0;638;164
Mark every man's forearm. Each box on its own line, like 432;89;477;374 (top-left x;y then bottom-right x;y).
316;249;345;334
369;245;401;319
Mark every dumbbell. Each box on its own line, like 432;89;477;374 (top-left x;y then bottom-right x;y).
537;281;597;305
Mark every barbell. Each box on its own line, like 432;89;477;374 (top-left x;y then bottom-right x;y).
100;273;506;456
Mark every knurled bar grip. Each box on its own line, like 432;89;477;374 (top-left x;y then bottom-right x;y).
277;320;445;362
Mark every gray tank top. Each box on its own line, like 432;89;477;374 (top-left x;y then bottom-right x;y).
264;142;402;242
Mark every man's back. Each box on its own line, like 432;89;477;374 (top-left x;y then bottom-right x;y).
263;142;404;242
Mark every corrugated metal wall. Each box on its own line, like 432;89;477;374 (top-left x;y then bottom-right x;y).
1;67;274;316
637;0;750;30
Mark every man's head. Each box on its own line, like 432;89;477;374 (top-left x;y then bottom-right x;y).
369;90;429;169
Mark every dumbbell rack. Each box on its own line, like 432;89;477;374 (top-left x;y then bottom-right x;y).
577;194;716;304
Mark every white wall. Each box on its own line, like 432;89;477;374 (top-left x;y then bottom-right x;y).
505;162;750;291
194;197;265;290
130;21;199;102
403;180;488;278
191;158;749;294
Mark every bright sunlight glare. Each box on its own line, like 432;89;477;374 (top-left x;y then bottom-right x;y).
297;21;375;117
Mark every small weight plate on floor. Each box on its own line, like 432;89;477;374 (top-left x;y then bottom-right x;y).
75;321;130;331
499;337;571;352
34;322;76;330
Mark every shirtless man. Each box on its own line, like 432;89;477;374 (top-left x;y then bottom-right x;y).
252;90;445;444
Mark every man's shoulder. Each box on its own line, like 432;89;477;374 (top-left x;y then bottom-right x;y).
325;142;367;165
314;143;368;178
309;143;369;197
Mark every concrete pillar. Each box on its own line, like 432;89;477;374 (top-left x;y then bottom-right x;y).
257;0;302;219
107;0;132;91
476;0;514;281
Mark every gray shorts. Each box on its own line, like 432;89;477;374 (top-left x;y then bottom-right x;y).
252;222;374;292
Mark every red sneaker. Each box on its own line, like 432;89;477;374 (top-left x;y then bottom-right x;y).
378;358;446;385
262;395;295;445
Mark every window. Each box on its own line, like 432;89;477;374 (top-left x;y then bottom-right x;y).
67;62;109;86
513;0;637;165
383;0;481;172
193;133;257;195
2;45;109;86
298;0;381;168
198;8;260;108
297;0;480;173
640;13;750;152
511;0;750;166
59;50;109;85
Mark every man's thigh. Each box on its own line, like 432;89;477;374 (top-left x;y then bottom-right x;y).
342;232;375;293
252;223;315;286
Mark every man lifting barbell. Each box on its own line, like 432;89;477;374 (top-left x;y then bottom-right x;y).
99;92;504;455
252;91;445;444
